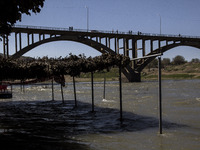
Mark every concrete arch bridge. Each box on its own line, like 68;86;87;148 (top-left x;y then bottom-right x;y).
1;25;200;82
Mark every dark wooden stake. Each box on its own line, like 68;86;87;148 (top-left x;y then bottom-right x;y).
158;56;162;134
91;72;94;112
73;76;77;107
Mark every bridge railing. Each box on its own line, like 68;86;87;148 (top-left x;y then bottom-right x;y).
13;25;200;39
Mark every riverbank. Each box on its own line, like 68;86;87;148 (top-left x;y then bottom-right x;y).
68;62;200;82
142;62;200;80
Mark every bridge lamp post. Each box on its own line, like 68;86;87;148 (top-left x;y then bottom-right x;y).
158;13;162;134
158;55;162;134
85;6;89;32
158;14;161;35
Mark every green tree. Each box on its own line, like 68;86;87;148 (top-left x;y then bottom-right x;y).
146;59;158;71
190;58;200;63
0;0;45;36
172;55;186;65
162;58;171;67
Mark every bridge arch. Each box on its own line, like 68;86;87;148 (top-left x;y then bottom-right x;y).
11;35;115;59
137;42;200;72
9;25;200;82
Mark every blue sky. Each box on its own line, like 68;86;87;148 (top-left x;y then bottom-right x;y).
14;0;200;61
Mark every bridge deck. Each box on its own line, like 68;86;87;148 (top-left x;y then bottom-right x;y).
12;25;200;41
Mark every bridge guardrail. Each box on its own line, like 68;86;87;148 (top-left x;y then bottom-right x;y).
13;25;200;39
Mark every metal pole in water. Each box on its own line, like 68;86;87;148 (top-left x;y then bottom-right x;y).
20;83;22;92
91;72;94;112
158;56;162;134
52;78;54;101
61;84;64;104
11;84;13;93
22;81;25;93
103;73;106;100
73;76;77;107
119;63;123;122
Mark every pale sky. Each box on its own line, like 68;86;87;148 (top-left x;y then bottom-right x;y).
13;0;200;60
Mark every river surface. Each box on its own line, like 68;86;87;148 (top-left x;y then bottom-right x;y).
0;79;200;150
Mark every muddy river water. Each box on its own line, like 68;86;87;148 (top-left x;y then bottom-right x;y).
0;79;200;150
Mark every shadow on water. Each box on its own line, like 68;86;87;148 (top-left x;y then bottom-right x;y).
0;100;187;150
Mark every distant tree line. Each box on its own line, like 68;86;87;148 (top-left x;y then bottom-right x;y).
146;55;200;69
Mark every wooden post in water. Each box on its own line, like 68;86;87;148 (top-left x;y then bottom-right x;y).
61;84;64;103
119;62;123;122
158;56;163;134
52;78;54;101
73;76;77;107
91;72;94;112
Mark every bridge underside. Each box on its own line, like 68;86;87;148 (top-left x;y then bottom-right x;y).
2;26;200;82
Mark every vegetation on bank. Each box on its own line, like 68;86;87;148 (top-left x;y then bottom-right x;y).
142;55;200;80
77;55;200;81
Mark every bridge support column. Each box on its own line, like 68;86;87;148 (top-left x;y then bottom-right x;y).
27;33;30;45
158;40;161;51
108;38;110;48
114;38;117;53
6;36;9;58
32;33;34;44
3;35;9;58
122;69;141;82
123;38;126;56
19;33;22;51
124;38;129;56
150;40;153;53
105;37;108;47
132;39;137;68
3;36;6;58
117;38;119;54
166;40;168;45
142;39;146;56
133;71;141;82
39;34;42;41
127;39;129;56
15;33;18;53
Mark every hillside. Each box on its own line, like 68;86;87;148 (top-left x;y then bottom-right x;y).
142;62;200;80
